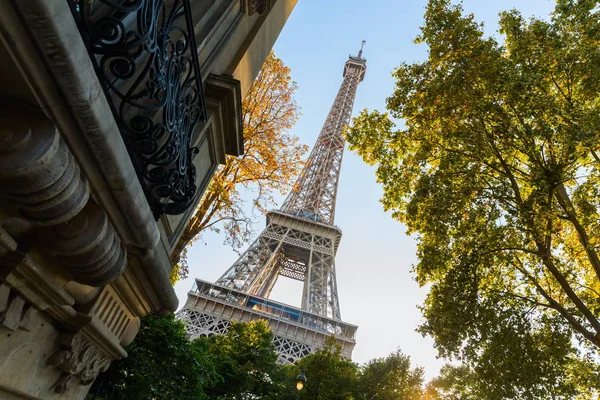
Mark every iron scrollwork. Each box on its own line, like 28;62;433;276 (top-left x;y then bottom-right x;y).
68;0;206;217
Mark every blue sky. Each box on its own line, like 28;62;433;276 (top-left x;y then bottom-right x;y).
176;0;556;380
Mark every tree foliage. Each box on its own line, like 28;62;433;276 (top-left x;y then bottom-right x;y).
281;338;424;400
357;349;424;400
172;52;307;278
87;314;217;400
346;0;600;396
89;316;430;400
88;318;285;400
426;353;600;400
291;336;360;400
198;320;284;399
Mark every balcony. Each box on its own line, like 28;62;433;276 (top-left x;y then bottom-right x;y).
67;0;207;218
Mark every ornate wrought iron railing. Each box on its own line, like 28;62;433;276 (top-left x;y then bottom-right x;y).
67;0;206;218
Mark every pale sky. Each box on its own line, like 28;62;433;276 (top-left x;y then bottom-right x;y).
175;0;556;380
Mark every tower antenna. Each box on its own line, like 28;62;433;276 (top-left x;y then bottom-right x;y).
358;40;366;58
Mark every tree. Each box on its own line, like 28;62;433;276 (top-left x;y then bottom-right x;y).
284;336;360;400
171;52;307;277
346;0;599;394
87;314;217;400
90;315;431;399
357;349;424;400
425;317;600;400
282;341;425;400
425;364;473;400
198;320;284;399
88;318;284;400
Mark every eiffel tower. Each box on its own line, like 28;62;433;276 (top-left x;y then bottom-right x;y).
178;44;367;364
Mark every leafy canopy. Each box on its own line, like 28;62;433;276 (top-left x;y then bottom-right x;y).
87;314;217;400
88;318;285;400
357;349;424;400
347;0;600;397
198;320;284;399
292;336;360;400
281;338;424;400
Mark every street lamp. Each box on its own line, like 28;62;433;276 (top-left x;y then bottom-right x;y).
295;368;307;391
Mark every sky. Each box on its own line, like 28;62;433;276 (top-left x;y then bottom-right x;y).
176;0;556;380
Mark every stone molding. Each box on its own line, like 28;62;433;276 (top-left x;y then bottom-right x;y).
0;108;126;288
86;285;139;348
205;74;244;161
0;282;38;332
0;247;76;319
4;0;160;251
0;247;128;395
39;203;127;287
0;0;178;312
0;109;89;226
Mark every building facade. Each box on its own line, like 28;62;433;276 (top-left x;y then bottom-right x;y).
0;1;297;398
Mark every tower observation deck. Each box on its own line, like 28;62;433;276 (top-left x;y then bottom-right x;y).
178;45;367;364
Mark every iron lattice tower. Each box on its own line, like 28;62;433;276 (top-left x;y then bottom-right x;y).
179;45;366;363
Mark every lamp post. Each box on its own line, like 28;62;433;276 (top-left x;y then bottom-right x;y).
295;368;307;391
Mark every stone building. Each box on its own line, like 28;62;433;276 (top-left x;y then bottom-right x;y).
0;0;297;398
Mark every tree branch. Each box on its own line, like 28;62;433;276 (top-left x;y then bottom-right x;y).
554;183;600;281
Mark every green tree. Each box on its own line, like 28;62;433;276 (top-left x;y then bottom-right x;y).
425;364;474;400
199;320;284;399
346;0;600;396
357;349;423;400
87;314;217;400
425;316;600;399
427;351;600;400
286;336;360;400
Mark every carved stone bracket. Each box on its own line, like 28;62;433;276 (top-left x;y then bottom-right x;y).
243;0;276;16
0;108;90;226
48;332;112;393
0;245;128;395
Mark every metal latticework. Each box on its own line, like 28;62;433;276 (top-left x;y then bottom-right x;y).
179;307;314;364
281;49;367;225
215;47;366;319
179;46;366;361
215;211;343;318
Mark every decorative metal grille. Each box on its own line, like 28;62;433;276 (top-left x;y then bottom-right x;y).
67;0;207;218
273;336;313;364
178;308;313;364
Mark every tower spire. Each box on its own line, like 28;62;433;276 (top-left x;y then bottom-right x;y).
358;40;366;58
281;49;367;225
